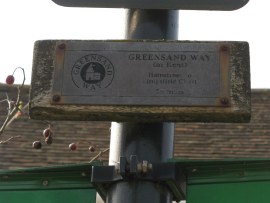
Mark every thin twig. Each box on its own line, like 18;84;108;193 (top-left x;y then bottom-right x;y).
6;93;12;115
6;103;29;128
0;99;9;103
0;88;21;135
89;148;110;163
12;67;25;87
0;67;25;137
0;135;21;144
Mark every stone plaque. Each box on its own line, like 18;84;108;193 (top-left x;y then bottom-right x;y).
52;41;229;107
30;40;250;122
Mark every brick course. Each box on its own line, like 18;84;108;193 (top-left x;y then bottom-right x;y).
0;83;269;169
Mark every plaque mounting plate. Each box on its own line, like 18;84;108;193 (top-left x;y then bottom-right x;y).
30;40;250;122
52;41;229;107
52;0;249;10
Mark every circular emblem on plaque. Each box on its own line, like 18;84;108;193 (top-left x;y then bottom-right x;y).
71;54;114;90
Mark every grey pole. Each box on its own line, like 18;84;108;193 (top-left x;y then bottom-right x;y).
125;9;179;40
107;9;179;203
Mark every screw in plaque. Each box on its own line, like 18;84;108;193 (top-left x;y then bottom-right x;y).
220;97;229;106
220;45;229;52
58;43;66;50
52;95;61;103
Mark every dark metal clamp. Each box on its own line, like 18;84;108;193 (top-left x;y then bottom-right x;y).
91;155;186;202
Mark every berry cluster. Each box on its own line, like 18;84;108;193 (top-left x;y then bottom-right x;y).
32;127;53;149
32;127;96;152
68;142;96;152
5;70;100;153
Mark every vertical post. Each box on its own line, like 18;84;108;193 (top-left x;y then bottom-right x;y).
107;9;179;203
125;9;179;39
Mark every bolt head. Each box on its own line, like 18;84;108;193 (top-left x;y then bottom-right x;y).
52;95;61;102
220;98;229;105
220;45;229;52
42;180;49;186
58;43;66;50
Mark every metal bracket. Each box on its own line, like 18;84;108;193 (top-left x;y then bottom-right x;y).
91;155;186;202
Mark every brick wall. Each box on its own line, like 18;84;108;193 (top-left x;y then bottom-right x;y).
0;83;269;169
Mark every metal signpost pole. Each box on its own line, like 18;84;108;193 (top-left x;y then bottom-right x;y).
107;9;179;203
31;1;250;202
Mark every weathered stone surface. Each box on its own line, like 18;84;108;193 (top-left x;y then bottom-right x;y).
29;40;250;122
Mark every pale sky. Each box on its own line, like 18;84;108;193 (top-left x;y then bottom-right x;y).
0;0;269;88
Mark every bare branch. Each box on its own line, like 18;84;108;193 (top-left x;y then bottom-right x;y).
0;88;21;134
0;67;26;138
6;103;29;128
0;136;22;144
12;67;25;88
0;115;11;136
0;99;9;103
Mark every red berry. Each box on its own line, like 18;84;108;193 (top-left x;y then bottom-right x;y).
69;143;77;151
43;128;52;138
33;141;42;149
45;135;53;145
6;75;15;85
89;146;96;152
